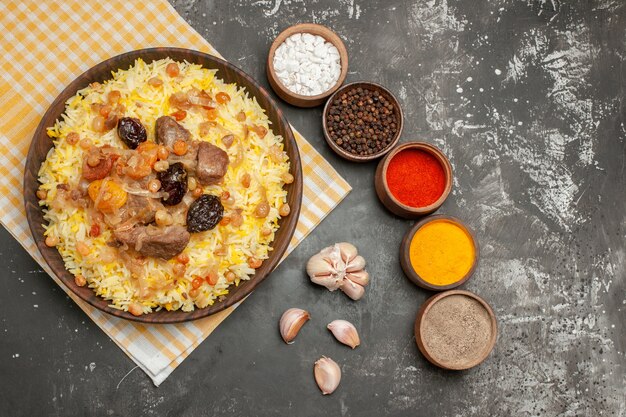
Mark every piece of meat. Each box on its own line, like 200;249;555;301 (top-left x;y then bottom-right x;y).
114;225;190;260
122;194;165;224
155;116;191;148
196;142;229;185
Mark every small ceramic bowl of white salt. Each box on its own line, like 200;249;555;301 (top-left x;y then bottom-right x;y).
267;23;348;107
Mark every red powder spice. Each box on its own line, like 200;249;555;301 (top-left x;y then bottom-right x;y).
386;149;446;207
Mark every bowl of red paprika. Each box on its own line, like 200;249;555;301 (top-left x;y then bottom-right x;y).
374;142;452;218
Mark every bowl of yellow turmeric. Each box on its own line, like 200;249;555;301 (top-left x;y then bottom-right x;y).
399;215;479;291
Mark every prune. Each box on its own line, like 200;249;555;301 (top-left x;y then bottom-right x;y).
117;117;147;149
186;194;224;233
158;163;187;206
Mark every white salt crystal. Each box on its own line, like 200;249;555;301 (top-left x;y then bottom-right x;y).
302;33;315;44
273;32;341;96
314;44;327;58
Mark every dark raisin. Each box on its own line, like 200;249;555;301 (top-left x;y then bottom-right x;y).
117;117;147;149
186;194;224;233
158;162;187;206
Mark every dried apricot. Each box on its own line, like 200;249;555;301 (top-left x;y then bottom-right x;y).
88;179;127;213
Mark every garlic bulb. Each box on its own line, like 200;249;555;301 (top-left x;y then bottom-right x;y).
306;242;369;300
327;320;360;349
279;308;310;344
314;356;341;395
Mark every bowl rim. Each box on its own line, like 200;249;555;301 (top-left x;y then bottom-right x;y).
322;81;404;162
23;47;303;323
267;23;349;103
399;214;479;291
379;141;453;214
414;289;498;370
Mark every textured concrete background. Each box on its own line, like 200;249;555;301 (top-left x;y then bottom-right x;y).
1;0;625;416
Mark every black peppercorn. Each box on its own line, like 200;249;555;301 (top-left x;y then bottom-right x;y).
326;86;398;156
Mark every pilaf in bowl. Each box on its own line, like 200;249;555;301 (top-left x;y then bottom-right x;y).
24;48;302;323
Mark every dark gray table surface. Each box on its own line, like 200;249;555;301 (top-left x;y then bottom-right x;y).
1;1;624;416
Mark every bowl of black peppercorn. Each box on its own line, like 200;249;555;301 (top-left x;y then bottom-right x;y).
322;82;403;162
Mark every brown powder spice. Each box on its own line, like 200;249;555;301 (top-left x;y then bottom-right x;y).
421;294;494;368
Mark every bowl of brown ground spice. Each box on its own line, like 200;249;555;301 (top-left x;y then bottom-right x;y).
415;290;497;370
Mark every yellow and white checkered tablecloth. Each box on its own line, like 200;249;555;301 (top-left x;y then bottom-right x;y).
0;0;351;385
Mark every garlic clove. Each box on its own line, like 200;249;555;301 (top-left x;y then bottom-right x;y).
319;244;344;271
311;274;343;291
279;308;310;344
327;320;360;349
319;245;339;258
306;253;336;278
314;356;341;395
340;278;365;300
336;242;358;264
346;270;369;287
345;255;366;273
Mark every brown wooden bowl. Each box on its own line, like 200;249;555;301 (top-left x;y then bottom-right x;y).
415;290;497;370
267;23;348;107
399;215;479;291
322;82;403;162
23;48;303;324
374;141;452;218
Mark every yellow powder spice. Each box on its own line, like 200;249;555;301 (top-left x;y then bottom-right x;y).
409;219;475;286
